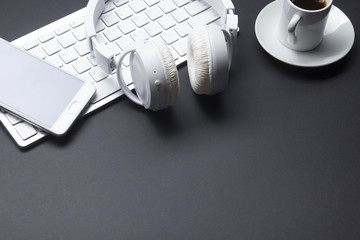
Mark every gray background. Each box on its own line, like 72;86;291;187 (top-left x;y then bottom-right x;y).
1;0;360;239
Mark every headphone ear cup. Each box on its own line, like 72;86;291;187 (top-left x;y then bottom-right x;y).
187;25;230;95
117;40;179;111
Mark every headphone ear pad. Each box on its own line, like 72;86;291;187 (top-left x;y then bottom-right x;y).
187;25;230;95
152;40;179;106
187;26;212;95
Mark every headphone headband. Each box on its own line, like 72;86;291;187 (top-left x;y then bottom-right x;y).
85;0;105;38
85;0;239;74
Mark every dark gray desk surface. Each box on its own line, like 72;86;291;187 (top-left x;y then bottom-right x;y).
1;0;360;239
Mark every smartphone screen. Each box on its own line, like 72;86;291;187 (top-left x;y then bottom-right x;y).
0;38;95;135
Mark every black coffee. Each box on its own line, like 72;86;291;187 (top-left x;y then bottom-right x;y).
291;0;327;10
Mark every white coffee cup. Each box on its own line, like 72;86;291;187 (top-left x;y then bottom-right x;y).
277;0;333;51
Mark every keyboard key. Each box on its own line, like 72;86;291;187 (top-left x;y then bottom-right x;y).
59;48;78;64
174;22;192;37
184;1;210;16
74;41;91;56
115;5;133;20
113;0;129;7
58;33;77;48
72;26;87;41
173;0;190;7
54;24;71;36
187;9;220;28
91;75;121;103
78;72;94;84
5;113;22;125
46;55;64;68
29;47;46;59
70;17;85;28
118;19;136;35
161;29;179;44
158;15;176;30
61;64;78;76
158;0;177;14
96;20;106;33
104;26;122;42
89;66;108;82
131;29;149;43
169;46;179;61
172;38;187;57
101;12;119;27
171;8;189;23
122;55;130;67
107;42;122;56
22;39;39;51
144;0;160;6
132;12;150;28
103;2;115;13
129;0;147;13
95;33;109;45
42;40;62;56
15;122;37;140
145;6;163;20
72;58;92;74
38;32;55;43
116;35;134;50
144;22;163;37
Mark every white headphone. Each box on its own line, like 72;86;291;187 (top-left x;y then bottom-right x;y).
85;0;239;111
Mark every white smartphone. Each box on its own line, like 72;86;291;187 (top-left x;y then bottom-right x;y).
0;38;96;136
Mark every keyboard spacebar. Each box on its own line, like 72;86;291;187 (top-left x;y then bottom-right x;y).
91;74;120;103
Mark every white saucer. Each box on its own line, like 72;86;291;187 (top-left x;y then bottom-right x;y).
255;0;355;67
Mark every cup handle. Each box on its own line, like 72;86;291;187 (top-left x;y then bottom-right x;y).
287;14;301;44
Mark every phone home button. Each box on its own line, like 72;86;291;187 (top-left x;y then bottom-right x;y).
68;101;80;114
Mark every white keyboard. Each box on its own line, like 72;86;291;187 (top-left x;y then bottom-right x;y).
0;0;221;148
